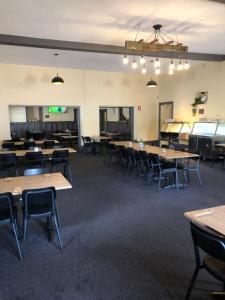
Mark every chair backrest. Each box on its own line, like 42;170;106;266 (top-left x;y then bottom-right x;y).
2;142;15;149
25;151;43;161
83;136;91;143
24;141;36;149
190;222;225;262
24;168;47;176
161;144;170;149
139;150;147;161
0;192;14;221
148;153;160;168
0;153;17;164
107;143;116;151
43;140;55;148
52;150;69;160
11;136;21;142
22;187;56;215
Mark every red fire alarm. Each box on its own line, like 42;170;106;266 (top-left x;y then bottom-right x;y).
138;106;141;111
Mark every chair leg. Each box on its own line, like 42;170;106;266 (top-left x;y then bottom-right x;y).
158;173;161;191
12;220;22;260
53;215;63;251
175;170;179;190
14;213;21;239
196;169;202;187
23;218;28;241
184;267;200;300
67;164;72;182
15;167;19;176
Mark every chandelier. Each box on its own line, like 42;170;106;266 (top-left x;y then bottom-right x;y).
122;24;190;76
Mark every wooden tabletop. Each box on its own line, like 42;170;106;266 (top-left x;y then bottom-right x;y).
90;136;111;141
0;140;59;146
184;205;225;236
215;143;225;148
0;172;72;195
60;135;78;139
0;147;77;157
103;132;121;137
111;141;199;160
53;133;73;136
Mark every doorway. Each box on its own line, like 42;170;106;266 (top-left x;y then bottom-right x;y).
99;107;134;140
158;101;173;135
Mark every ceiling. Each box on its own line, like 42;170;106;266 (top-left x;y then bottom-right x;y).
0;0;224;72
0;44;200;73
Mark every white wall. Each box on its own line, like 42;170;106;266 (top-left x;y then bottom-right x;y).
0;63;158;141
158;61;225;123
43;106;74;122
9;106;26;122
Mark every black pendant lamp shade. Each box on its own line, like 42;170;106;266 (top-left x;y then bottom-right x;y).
51;73;64;85
146;79;157;88
146;60;157;88
52;53;64;84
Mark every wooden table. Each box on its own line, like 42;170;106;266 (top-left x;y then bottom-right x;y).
103;132;121;137
215;143;225;148
0;172;72;195
60;135;78;139
90;136;111;142
0;140;59;146
111;141;199;160
185;205;225;236
53;132;75;137
0;147;77;157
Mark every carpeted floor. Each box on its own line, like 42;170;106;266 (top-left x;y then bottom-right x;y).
0;152;225;300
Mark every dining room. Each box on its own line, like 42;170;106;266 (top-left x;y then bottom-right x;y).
1;0;225;299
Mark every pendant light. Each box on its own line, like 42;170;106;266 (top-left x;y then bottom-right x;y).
146;60;158;88
51;53;64;84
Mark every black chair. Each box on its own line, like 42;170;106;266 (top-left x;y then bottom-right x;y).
179;157;202;187
81;136;97;154
148;153;178;190
23;141;36;150
2;142;16;150
25;151;44;169
22;187;62;250
24;168;47;176
116;145;128;169
42;140;55;149
0;192;22;260
51;150;72;181
161;144;170;149
185;222;225;299
126;147;141;176
139;150;150;178
11;136;21;142
0;153;18;176
104;143;117;164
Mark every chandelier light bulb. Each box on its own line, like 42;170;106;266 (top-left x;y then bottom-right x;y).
168;69;174;75
155;67;161;75
154;58;160;68
132;59;138;69
140;55;146;65
169;61;175;70
141;66;147;74
184;60;190;69
177;60;184;71
123;55;129;65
